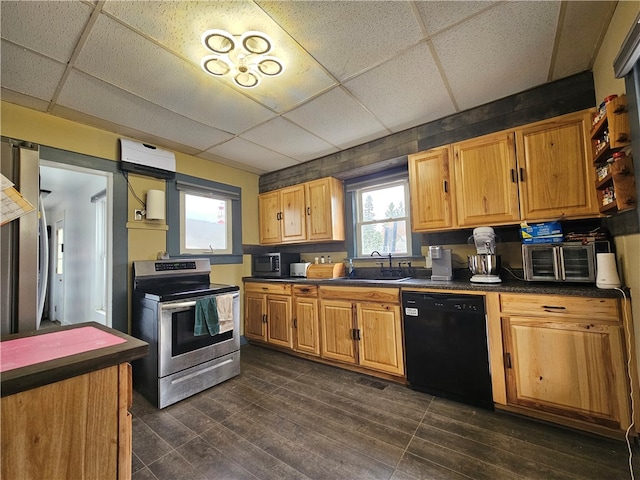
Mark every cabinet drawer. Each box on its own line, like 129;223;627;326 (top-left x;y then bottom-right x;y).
319;286;399;303
292;284;318;297
244;282;292;295
500;294;619;320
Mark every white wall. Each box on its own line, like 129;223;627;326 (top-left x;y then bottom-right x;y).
47;174;107;325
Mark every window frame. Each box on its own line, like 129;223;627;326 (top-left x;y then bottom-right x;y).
167;173;243;264
345;167;421;259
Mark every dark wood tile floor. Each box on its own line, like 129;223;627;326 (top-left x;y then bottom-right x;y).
131;344;637;480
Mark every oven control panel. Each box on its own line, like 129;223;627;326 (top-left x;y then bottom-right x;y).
155;261;197;271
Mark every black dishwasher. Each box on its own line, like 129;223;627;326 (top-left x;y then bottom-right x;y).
402;291;493;409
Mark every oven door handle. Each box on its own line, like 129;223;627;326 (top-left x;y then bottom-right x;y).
161;301;197;310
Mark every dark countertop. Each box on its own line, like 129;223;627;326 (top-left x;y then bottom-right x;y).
1;322;148;397
244;272;627;299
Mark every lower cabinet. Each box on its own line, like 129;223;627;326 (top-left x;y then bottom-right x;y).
244;282;293;349
319;286;404;376
1;363;133;479
292;284;320;356
244;282;405;378
498;293;633;434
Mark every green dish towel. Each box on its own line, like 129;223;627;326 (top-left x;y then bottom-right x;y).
194;296;219;336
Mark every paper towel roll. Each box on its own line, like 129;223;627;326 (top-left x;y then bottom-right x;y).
596;252;621;289
146;189;165;220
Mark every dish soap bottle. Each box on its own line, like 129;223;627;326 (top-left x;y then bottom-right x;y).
348;258;355;278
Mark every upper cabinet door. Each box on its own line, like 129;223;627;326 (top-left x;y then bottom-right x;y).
516;110;599;220
453;132;520;227
408;146;455;231
258;191;281;244
305;177;345;242
280;184;307;243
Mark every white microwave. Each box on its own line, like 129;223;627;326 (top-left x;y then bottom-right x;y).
522;242;596;283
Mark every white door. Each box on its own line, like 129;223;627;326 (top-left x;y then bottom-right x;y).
53;218;65;323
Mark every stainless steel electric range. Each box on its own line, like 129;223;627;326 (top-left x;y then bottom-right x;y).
131;258;240;408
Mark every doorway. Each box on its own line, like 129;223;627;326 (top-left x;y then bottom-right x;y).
39;161;112;328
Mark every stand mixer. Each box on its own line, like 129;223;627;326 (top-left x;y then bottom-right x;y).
468;227;502;283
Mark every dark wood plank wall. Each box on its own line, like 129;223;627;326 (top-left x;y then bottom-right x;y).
259;71;596;193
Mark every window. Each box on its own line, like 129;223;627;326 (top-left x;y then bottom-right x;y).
351;174;412;257
167;174;242;264
180;191;232;254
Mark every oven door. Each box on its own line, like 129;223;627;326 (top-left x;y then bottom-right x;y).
158;291;240;377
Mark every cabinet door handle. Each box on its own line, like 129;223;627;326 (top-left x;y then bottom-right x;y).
519;168;524;182
542;305;566;310
355;329;361;341
293;318;297;328
505;352;512;369
510;169;517;183
443;180;448;193
262;314;268;323
307;207;311;216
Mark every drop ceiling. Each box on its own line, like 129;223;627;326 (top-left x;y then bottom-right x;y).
1;1;617;175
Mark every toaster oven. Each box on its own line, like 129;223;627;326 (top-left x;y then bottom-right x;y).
522;242;596;283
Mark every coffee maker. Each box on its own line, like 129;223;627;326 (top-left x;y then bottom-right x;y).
429;245;453;281
468;227;502;283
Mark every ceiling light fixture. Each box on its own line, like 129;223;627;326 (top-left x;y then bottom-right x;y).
200;29;284;88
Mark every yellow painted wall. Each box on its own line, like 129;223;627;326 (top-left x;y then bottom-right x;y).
592;1;640;376
1;101;258;330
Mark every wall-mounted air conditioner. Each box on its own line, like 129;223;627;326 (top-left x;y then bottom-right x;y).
119;139;176;179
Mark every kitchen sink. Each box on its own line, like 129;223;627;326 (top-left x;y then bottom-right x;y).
332;276;413;283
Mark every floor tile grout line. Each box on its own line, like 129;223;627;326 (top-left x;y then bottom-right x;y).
196;418;311;480
424;401;633;474
248;373;420;474
215;405;356;480
274;371;425;439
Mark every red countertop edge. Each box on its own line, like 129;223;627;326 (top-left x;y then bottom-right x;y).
1;322;148;397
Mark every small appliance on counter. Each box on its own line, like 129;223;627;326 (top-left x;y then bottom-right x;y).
468;227;501;283
251;252;300;278
429;246;453;281
522;242;596;283
596;252;621;289
290;262;311;278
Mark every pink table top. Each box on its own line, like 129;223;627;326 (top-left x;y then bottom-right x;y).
0;326;126;373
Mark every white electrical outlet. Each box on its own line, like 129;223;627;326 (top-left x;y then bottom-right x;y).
134;209;143;221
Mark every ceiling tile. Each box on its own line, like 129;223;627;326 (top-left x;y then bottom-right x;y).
283;87;389;150
551;1;617;80
433;1;560;110
75;14;276;134
0;0;92;63
257;1;423;81
345;43;456;132
205;138;300;174
413;1;498;36
57;71;235;151
241;117;339;162
0;41;66;101
103;0;336;113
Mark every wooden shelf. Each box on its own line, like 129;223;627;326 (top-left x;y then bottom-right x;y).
599;201;619;214
590;95;636;217
595;174;613;190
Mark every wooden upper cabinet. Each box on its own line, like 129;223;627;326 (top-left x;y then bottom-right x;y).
305;177;345;242
280;184;307;243
453;132;520;227
408;146;456;231
258;191;282;244
516;110;598;220
259;177;345;245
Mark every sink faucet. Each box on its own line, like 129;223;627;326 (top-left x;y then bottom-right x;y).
371;251;393;269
